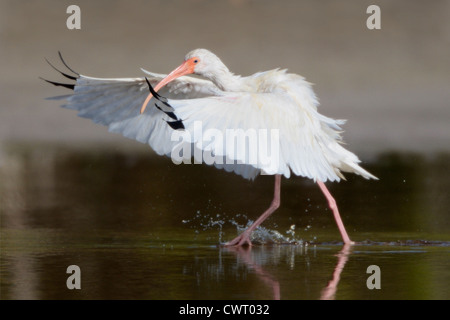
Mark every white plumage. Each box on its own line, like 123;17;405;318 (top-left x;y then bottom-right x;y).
44;48;377;246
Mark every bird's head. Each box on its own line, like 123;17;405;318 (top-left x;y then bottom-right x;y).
140;49;227;114
183;48;228;78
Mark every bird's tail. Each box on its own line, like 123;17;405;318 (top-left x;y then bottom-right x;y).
327;141;378;181
341;160;378;180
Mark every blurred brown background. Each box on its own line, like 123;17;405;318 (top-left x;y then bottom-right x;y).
1;0;449;158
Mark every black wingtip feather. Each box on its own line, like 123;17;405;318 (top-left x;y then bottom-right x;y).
163;111;179;121
42;52;79;90
39;77;75;90
154;103;178;121
153;104;177;121
166;120;185;130
145;77;185;130
45;58;78;80
58;51;80;76
145;77;162;100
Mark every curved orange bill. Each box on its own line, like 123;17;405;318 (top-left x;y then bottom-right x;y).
140;58;197;114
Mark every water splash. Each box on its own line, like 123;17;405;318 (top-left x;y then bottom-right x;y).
183;212;304;245
231;220;303;245
182;211;225;242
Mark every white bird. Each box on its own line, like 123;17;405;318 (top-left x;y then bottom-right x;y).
43;49;377;246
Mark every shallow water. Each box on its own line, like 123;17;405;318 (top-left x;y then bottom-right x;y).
1;144;449;299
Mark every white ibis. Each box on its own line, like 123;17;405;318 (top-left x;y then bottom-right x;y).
42;49;377;246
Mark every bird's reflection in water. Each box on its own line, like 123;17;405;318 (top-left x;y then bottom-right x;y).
225;246;281;300
320;244;352;300
224;244;352;300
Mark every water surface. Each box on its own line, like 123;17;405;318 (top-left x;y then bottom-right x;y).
1;144;449;299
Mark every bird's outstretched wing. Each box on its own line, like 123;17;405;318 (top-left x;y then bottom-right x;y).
165;91;377;182
42;54;223;157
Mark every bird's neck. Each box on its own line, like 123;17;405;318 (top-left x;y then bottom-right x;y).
207;66;246;92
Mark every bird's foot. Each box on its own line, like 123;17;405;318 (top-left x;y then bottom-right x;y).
224;231;253;247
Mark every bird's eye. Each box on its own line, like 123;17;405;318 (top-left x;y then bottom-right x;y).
194;59;199;64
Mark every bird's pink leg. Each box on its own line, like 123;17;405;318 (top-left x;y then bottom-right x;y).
317;181;354;244
225;175;281;246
